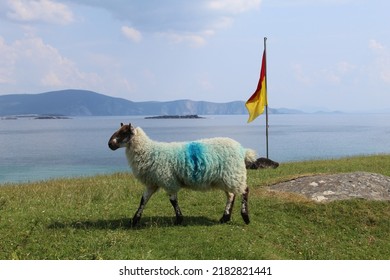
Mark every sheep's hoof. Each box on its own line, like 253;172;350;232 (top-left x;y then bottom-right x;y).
241;213;250;225
219;214;231;224
174;216;183;225
131;215;141;227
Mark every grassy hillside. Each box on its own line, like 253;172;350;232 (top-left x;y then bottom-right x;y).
1;155;390;260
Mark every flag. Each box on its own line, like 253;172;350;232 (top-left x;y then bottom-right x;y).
245;50;267;123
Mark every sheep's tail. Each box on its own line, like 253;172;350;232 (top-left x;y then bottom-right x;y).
244;149;257;169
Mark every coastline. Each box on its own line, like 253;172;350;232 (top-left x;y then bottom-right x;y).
144;114;205;119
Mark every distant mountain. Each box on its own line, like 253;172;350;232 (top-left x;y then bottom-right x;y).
0;89;304;116
0;90;136;116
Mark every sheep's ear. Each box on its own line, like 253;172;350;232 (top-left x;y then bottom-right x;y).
129;123;136;134
120;122;124;127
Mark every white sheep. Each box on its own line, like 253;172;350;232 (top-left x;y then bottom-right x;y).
108;123;256;226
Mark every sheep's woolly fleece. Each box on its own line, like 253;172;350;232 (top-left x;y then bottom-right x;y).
126;127;256;195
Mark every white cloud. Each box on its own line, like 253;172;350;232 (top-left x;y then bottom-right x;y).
369;39;390;84
121;26;142;43
0;36;99;91
65;0;261;46
0;35;141;96
292;59;357;87
337;61;355;74
156;13;236;47
0;37;16;84
292;63;311;85
207;0;261;13
158;31;210;48
211;16;234;29
41;72;63;87
6;0;74;25
198;75;214;91
270;0;352;7
322;61;356;84
369;39;385;52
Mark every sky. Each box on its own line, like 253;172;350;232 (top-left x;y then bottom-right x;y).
0;0;390;112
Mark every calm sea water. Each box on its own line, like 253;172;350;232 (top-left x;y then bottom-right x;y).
1;114;390;184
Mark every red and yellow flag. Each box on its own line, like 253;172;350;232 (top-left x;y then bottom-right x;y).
245;50;267;123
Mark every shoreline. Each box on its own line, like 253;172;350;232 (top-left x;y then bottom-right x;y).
144;114;205;119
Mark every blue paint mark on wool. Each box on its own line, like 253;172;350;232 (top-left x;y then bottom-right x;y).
185;142;206;183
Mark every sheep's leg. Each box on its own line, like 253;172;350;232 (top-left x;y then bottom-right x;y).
169;193;183;225
241;187;250;224
132;186;158;227
220;192;235;223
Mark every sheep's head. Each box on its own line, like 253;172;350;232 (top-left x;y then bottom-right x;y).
108;123;136;150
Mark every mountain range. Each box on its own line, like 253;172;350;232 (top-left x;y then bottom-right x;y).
0;89;303;116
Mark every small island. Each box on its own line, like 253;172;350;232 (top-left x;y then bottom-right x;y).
1;114;70;120
145;114;205;119
34;115;70;120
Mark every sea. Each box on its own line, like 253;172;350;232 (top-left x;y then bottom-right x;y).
1;114;390;185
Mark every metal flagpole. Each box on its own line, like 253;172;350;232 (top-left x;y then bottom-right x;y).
264;37;269;159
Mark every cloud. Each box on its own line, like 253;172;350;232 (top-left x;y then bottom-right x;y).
0;37;16;84
207;0;261;13
369;39;390;83
292;59;358;87
0;35;140;96
154;12;233;47
270;0;352;7
66;0;262;46
158;30;214;48
198;75;214;91
292;63;311;85
322;61;356;84
121;26;142;43
369;39;385;52
5;0;74;25
0;35;98;91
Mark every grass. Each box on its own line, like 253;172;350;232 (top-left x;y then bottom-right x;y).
1;154;390;259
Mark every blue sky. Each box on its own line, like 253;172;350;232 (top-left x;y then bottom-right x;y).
0;0;389;112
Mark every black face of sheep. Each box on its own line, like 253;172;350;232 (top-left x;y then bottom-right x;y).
247;157;279;170
108;123;135;150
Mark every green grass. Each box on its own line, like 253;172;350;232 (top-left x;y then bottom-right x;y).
1;155;390;259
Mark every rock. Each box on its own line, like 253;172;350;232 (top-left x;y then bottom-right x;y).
268;172;390;202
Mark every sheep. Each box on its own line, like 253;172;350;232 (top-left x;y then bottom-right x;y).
108;123;257;226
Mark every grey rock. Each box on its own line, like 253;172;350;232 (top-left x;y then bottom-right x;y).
268;172;390;202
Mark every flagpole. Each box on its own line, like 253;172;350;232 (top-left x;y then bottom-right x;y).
264;37;269;159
